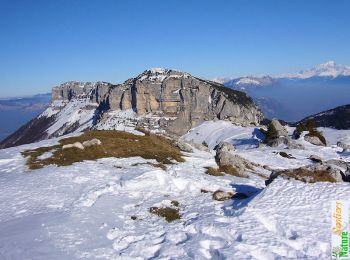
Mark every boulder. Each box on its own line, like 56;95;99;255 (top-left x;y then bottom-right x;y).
215;142;250;176
270;119;288;137
213;190;234;201
82;138;102;147
325;159;350;182
175;139;193;153
304;135;325;146
188;140;210;152
266;163;345;185
337;141;350;153
267;136;304;149
62;142;85;150
214;141;235;153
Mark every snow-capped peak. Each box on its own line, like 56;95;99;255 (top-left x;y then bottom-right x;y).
276;61;350;79
236;77;262;85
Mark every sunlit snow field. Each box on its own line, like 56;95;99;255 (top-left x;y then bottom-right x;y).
0;121;349;259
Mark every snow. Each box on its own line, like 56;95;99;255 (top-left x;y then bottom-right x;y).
276;60;350;79
182;120;350;170
0;121;349;259
138;68;191;82
236;78;261;85
44;99;98;136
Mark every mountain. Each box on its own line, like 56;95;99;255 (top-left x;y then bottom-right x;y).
220;61;350;122
0;93;51;141
0;69;263;149
277;60;350;79
297;104;350;129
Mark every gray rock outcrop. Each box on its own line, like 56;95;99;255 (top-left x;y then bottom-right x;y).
215;141;252;176
266;160;350;184
270;119;288;137
1;69;264;148
212;190;234;201
337;141;350;152
304;135;325;146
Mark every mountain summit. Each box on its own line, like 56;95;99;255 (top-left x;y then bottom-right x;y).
0;69;263;148
276;60;350;79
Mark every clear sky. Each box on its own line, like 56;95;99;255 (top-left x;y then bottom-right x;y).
1;0;350;97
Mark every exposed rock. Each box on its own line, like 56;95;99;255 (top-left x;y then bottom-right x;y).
304;135;325;146
82;138;102;147
62;142;85;150
175;139;193;153
270;119;288;137
1;69;264;149
325;159;350;182
266;163;346;185
212;190;234;201
309;155;322;163
266;136;288;147
266;136;304;149
278;152;295;159
215;141;251;176
214;141;235;152
337;141;350;152
187;140;210;152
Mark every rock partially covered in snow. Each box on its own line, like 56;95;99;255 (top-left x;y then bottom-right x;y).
82;138;102;148
62;142;85;150
325;159;350;182
215;141;251;176
309;155;323;163
187;140;210;152
337;141;350;152
304;135;325;146
212;190;234;201
175;139;193;153
270;119;288;137
214;141;235;153
266;163;345;185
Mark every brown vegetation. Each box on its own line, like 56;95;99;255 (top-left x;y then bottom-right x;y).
283;168;336;183
149;206;181;222
21;130;184;170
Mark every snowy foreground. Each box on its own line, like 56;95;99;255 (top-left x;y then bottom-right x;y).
0;121;350;259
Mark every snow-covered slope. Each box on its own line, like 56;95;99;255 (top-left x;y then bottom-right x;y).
0;120;349;259
183;120;350;170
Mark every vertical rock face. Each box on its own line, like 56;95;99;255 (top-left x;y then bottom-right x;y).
52;81;112;103
0;68;264;148
101;69;263;135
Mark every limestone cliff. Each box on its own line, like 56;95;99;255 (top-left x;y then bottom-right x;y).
0;69;264;148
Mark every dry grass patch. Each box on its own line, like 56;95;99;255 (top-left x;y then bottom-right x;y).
205;165;248;178
219;165;248;178
205;167;224;176
22;130;184;170
149;206;181;222
283;168;336;183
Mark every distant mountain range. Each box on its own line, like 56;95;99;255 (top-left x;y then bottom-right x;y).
0;93;51;141
216;61;350;122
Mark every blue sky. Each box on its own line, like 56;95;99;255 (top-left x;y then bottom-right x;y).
1;0;350;97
